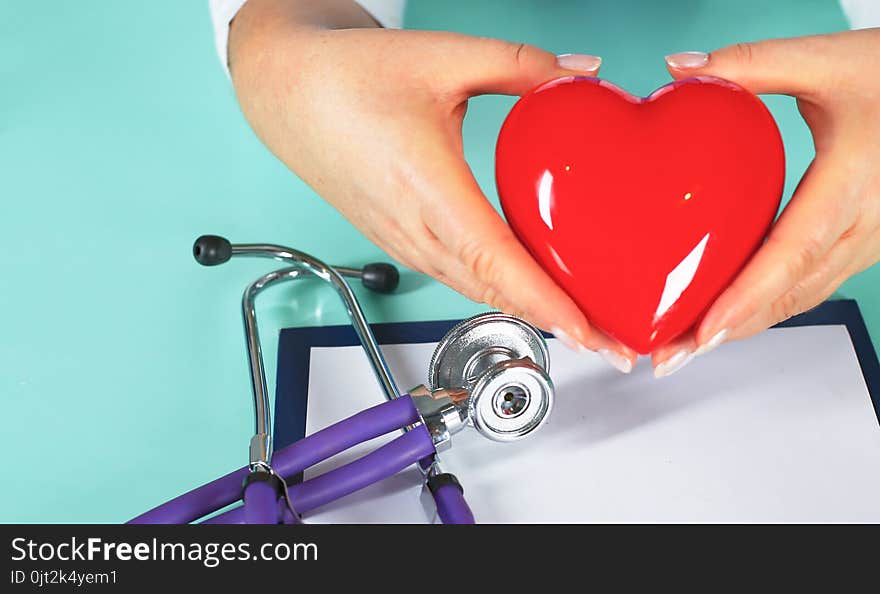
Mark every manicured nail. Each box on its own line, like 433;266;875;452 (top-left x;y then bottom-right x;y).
556;53;602;72
599;349;633;374
654;349;694;379
664;51;709;69
551;326;587;352
695;329;728;357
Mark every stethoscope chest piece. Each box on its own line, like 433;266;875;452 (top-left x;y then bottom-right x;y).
429;313;554;442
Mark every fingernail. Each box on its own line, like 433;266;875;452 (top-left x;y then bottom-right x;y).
664;51;709;69
654;349;694;379
556;53;602;72
599;349;633;374
694;329;728;357
551;326;587;352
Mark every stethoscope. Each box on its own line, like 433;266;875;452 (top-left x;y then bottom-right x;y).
129;235;555;524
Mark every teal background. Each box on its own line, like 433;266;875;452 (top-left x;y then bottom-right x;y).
0;0;875;522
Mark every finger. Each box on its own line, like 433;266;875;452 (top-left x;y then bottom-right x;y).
428;248;544;325
437;33;602;97
729;232;863;341
694;156;855;349
650;331;697;379
664;34;839;98
356;221;422;274
397;224;494;302
376;231;507;321
405;221;555;325
852;226;880;275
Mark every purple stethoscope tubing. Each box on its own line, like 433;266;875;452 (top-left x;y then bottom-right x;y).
206;426;474;525
129;395;430;524
207;425;438;524
243;477;284;525
432;483;475;525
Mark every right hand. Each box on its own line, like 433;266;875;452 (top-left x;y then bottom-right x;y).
229;3;637;372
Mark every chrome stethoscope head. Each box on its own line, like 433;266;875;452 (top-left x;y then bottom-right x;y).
192;234;555;470
430;313;553;442
411;313;554;447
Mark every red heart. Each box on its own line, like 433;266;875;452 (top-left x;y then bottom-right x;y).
496;76;785;354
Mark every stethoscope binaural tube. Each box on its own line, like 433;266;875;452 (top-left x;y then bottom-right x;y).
193;235;403;470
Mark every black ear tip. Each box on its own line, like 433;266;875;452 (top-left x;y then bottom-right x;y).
194;235;232;266
361;262;400;293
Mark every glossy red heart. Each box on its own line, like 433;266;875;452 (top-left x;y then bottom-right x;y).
496;76;785;354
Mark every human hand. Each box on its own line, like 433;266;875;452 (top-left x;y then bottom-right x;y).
229;0;638;371
652;28;880;377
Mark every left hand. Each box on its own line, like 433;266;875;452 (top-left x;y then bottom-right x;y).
651;28;880;378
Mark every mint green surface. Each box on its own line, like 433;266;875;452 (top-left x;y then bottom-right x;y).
0;1;875;522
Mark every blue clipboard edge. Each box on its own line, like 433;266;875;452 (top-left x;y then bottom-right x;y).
274;299;880;451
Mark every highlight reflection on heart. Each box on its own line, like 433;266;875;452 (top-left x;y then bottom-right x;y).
496;76;785;354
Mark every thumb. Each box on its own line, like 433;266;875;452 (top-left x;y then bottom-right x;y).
445;35;602;97
664;35;834;97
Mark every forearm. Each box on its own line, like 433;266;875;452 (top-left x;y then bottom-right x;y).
228;0;380;77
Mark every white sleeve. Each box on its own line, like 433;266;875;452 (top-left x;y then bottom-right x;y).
209;0;406;76
839;0;880;29
356;0;406;29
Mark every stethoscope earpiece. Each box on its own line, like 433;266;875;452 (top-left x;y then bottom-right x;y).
360;262;400;293
193;235;232;266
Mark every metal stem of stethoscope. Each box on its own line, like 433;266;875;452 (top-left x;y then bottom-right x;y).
233;243;402;399
194;236;403;470
241;267;306;469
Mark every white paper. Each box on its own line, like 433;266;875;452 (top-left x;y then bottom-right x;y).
300;324;880;523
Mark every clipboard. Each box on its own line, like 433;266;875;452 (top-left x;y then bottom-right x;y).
273;299;880;522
